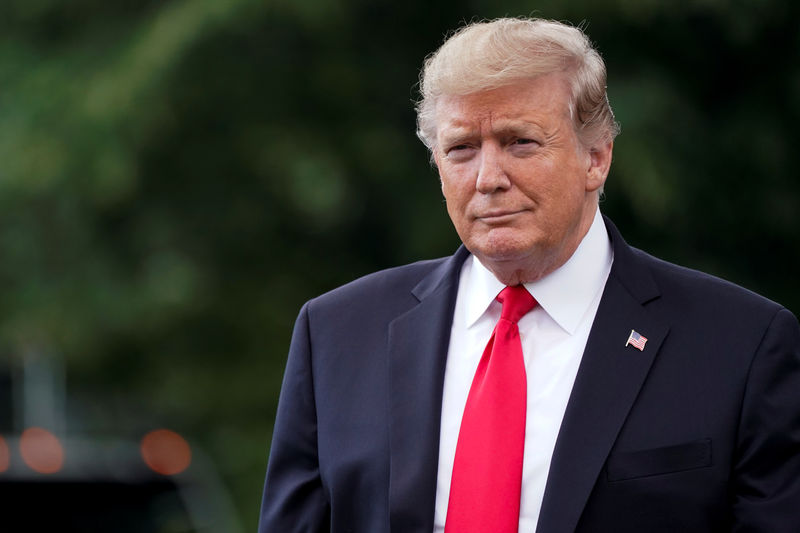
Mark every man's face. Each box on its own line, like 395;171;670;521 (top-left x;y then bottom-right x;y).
433;73;611;284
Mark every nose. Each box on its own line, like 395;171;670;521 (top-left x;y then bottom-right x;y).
475;144;511;194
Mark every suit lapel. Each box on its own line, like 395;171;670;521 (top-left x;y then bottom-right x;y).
536;218;670;533
388;247;469;533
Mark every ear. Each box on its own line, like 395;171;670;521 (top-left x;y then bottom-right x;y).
585;140;613;193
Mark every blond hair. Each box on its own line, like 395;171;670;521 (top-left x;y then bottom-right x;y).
416;18;620;151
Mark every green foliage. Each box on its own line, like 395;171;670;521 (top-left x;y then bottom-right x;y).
1;0;798;529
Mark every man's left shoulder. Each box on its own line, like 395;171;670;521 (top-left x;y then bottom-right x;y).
631;246;790;322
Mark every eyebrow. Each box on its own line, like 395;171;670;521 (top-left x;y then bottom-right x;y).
439;120;545;146
439;128;477;147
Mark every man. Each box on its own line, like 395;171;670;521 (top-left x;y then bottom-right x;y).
259;18;800;532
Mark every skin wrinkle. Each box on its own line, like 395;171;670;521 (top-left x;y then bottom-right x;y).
433;73;613;286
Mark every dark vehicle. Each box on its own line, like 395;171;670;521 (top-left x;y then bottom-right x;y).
0;361;241;532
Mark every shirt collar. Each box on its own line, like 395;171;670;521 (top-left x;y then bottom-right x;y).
463;208;613;334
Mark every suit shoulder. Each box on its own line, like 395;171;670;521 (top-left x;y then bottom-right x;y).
631;246;787;317
307;256;452;311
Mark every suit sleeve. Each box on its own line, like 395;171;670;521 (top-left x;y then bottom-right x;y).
732;307;800;532
259;303;330;533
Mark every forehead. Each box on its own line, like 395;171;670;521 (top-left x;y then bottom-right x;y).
435;73;573;136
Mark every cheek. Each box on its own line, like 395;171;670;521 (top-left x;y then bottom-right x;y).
440;173;474;215
518;161;583;203
442;185;469;224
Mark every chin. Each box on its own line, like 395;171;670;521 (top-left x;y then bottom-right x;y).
467;232;560;280
471;241;538;266
470;231;539;261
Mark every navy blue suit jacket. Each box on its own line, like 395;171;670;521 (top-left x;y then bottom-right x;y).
260;218;800;532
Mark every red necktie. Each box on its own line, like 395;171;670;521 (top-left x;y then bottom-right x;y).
445;285;536;533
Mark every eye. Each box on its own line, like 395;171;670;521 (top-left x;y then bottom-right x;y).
508;138;540;156
444;144;476;162
448;144;470;152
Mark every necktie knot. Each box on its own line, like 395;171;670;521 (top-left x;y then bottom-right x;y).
497;285;537;323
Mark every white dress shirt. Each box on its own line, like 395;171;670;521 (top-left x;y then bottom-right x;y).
433;208;613;532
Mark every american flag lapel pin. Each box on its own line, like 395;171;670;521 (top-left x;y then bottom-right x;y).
625;329;648;351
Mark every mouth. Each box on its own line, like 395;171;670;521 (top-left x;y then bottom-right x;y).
476;209;526;225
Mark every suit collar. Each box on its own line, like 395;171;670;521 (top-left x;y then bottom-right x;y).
536;216;670;533
411;245;471;301
602;215;661;305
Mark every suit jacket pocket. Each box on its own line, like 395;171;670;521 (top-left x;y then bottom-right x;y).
606;438;712;482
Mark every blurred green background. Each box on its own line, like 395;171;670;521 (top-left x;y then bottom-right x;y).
1;0;798;530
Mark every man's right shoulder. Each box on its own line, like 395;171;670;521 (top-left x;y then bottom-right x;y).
309;256;453;310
